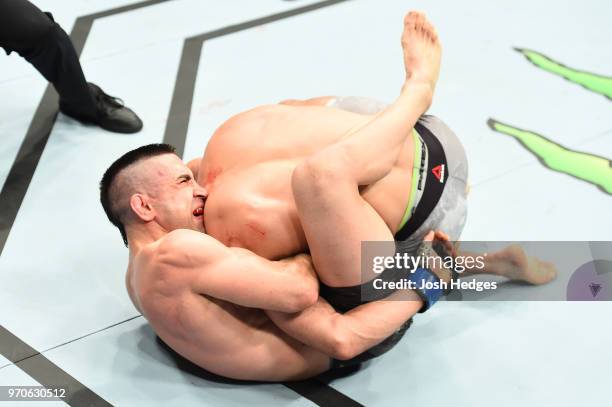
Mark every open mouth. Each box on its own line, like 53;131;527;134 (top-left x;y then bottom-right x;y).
193;207;204;217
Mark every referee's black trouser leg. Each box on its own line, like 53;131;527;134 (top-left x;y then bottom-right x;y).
0;0;97;119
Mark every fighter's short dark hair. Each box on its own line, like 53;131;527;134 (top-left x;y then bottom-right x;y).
100;143;177;246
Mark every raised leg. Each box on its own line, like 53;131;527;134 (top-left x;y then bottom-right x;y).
292;11;441;287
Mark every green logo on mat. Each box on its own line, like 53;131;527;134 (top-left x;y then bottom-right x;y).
488;48;612;195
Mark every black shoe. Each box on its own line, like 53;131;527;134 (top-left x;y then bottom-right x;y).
60;83;143;134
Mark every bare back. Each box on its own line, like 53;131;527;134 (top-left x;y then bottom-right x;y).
199;104;415;258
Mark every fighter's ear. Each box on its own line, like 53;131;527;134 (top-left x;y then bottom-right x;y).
130;193;155;222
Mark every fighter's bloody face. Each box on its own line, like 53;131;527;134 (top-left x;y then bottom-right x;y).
146;154;207;233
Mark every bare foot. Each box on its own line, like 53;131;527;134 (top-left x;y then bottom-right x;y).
493;245;558;285
401;11;442;94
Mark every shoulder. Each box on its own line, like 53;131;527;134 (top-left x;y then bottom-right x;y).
133;231;226;298
156;229;218;250
155;230;228;269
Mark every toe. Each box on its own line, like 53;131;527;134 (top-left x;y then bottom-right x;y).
404;12;414;26
415;12;425;32
424;17;439;41
405;11;418;28
423;20;434;39
432;26;439;41
402;12;418;45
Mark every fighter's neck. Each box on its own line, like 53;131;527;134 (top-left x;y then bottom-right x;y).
127;222;168;254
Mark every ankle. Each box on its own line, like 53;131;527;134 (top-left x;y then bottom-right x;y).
400;80;434;109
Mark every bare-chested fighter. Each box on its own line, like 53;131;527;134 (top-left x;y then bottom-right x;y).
100;12;556;381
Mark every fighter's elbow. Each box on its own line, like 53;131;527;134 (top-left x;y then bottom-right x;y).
303;285;319;308
329;332;357;361
286;285;318;312
328;319;359;361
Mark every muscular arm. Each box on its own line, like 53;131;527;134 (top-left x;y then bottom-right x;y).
267;233;451;360
267;290;423;361
157;229;318;312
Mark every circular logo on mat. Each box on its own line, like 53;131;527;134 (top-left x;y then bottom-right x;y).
566;260;612;301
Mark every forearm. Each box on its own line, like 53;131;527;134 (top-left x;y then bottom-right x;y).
162;230;317;313
266;298;341;357
337;291;422;358
267;290;422;360
231;250;319;312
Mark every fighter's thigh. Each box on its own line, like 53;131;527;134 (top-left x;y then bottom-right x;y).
293;173;394;287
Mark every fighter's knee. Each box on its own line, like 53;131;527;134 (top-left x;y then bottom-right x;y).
292;160;324;194
292;153;349;193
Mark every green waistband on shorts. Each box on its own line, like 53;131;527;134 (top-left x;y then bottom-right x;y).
398;128;422;231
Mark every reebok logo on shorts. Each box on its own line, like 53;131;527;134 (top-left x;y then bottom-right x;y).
431;164;445;183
